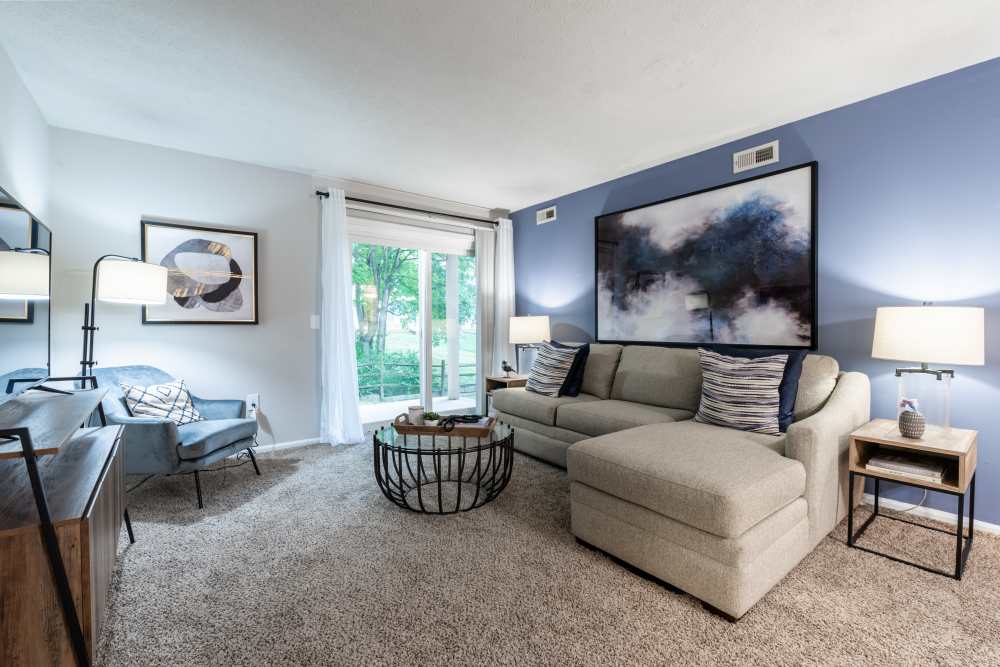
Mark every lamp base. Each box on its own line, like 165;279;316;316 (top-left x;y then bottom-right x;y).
896;368;952;430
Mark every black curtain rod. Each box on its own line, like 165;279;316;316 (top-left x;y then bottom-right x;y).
314;190;496;225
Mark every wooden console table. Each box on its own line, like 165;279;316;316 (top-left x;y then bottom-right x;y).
0;388;129;666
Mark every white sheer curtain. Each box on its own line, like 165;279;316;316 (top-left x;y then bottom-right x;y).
320;189;364;444
492;218;516;375
474;218;517;413
475;227;496;414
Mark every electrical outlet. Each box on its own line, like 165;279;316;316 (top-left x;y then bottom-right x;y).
247;393;260;420
310;314;320;330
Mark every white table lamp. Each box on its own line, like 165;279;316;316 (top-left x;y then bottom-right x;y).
509;315;550;373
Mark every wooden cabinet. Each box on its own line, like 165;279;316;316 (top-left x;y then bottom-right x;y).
0;426;124;666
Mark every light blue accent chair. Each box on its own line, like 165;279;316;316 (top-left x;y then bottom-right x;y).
93;365;261;508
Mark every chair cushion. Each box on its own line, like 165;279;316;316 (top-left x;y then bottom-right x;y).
176;418;258;460
567;421;805;538
556;400;693;437
610;346;703;411
492;387;598;426
794;355;839;421
121;380;203;426
580;344;622;399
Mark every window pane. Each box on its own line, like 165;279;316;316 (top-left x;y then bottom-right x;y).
430;252;477;412
352;242;420;405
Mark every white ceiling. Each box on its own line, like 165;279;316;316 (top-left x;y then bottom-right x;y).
1;1;998;211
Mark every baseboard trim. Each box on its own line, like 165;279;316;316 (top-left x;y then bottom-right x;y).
862;493;1000;535
253;437;323;454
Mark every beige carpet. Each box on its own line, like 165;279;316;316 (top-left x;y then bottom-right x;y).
97;442;1000;666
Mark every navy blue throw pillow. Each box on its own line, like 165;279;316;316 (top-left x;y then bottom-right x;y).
549;341;590;397
713;346;807;433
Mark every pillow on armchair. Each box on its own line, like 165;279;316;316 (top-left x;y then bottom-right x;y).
121;380;204;426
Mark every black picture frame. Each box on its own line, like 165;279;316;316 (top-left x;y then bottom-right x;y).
141;219;259;325
594;161;818;350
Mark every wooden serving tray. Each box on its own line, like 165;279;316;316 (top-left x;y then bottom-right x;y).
393;416;496;438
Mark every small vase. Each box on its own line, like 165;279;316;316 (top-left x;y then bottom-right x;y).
898;410;926;439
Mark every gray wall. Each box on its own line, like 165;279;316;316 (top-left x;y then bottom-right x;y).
50;129;321;444
511;58;1000;523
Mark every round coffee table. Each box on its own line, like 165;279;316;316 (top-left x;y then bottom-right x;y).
372;421;514;514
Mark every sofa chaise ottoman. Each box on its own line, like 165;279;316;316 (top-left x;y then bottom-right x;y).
494;344;870;619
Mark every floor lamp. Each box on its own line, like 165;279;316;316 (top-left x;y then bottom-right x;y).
81;255;168;377
0;247;50;301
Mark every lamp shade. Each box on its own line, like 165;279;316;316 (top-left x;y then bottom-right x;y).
872;306;984;366
97;260;168;305
0;250;49;300
509;315;550;344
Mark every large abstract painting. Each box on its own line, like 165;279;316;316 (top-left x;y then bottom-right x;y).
596;162;816;348
142;220;258;324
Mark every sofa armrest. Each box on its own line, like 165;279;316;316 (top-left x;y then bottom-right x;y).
191;396;246;420
785;371;870;548
106;417;182;475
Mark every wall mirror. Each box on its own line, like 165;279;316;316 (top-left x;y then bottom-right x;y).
0;186;51;399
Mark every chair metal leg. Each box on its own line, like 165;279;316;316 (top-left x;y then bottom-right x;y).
247;448;261;476
194;470;204;509
124;508;135;544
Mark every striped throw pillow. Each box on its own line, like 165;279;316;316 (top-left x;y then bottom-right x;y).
526;342;578;397
121;380;204;426
694;348;788;436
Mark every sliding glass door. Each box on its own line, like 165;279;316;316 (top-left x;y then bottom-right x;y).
352;240;477;422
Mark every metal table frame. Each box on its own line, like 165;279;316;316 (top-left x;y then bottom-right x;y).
847;470;975;580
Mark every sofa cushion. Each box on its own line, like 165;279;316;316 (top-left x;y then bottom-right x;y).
567;422;805;538
492;387;598;426
715;346;807;432
526;342;579;396
580;344;622;399
610;346;702;411
497;412;590;444
557;400;693;437
550;341;590;396
693;348;786;436
794;355;839;421
177;418;258;460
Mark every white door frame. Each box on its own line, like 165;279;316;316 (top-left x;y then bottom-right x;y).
418;250;433;409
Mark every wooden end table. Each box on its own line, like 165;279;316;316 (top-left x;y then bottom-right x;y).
847;418;976;579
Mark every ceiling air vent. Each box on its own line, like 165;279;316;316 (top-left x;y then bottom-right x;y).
536;206;557;225
733;140;779;174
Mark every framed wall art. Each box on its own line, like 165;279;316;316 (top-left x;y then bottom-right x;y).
141;219;258;324
595;161;817;349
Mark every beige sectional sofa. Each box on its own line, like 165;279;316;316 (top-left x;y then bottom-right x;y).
493;344;870;620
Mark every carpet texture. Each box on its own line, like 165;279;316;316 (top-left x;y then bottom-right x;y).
97;443;1000;666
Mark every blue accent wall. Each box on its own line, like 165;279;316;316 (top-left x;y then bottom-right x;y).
512;58;1000;524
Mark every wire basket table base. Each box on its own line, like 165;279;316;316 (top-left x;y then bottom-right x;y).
373;423;514;514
